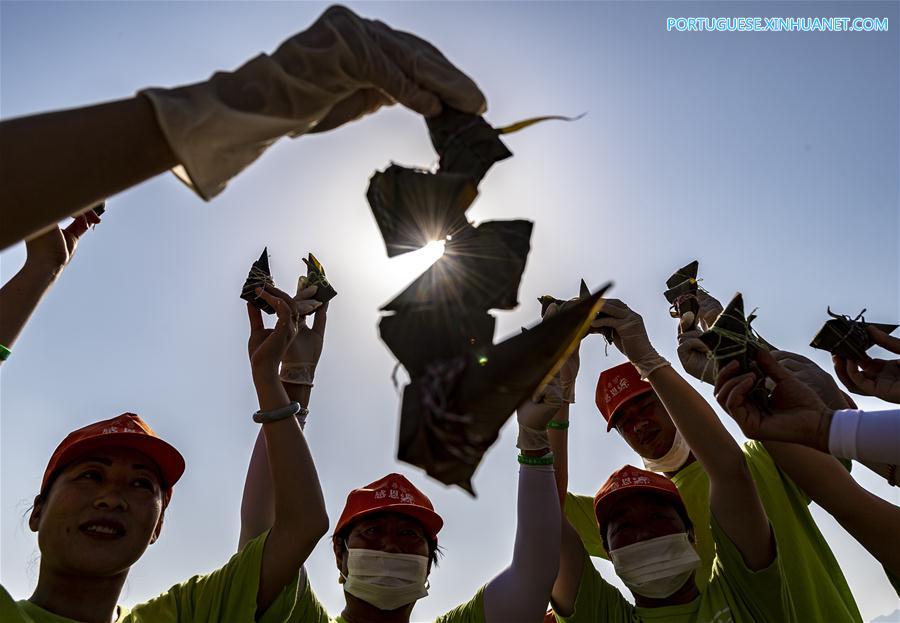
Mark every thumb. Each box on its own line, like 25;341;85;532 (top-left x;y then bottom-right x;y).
756;348;792;383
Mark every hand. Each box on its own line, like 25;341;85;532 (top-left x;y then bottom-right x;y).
247;285;322;374
275;5;486;132
714;349;833;452
771;350;849;410
591;299;668;378
544;302;581;402
272;277;328;385
517;374;565;431
696;289;724;331
833;327;900;404
24;208;102;273
677;329;717;384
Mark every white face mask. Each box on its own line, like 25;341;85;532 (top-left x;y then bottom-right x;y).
641;428;691;473
609;532;700;599
341;548;429;611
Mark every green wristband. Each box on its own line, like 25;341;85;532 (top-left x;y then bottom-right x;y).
0;344;10;361
518;452;555;466
547;420;569;430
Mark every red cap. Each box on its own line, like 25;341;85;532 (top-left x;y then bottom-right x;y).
593;465;685;531
334;473;443;542
595;362;653;431
41;413;185;495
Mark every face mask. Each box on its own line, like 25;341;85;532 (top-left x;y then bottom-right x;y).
341;548;429;611
609;532;700;599
641;428;691;473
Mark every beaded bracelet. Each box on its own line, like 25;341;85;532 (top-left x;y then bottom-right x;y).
547;420;570;430
518;452;554;466
253;401;304;424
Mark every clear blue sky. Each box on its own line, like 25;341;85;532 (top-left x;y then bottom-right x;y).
2;1;898;621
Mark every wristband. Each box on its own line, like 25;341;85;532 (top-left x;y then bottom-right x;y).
0;344;10;361
518;452;554;466
253;401;304;424
547;420;570;430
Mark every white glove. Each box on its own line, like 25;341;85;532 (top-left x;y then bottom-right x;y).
141;5;486;200
592;299;670;379
517;374;564;451
677;329;717;384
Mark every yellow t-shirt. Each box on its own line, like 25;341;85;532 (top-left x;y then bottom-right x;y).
289;573;486;623
565;441;861;621
0;530;297;623
554;516;793;623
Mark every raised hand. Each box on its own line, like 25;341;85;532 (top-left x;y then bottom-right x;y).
833;326;900;404
771;350;849;410
24;208;102;274
247;285;322;374
715;349;833;452
676;329;717;384
591;299;668;379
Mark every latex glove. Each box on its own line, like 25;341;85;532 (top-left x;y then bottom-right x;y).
592;299;670;379
142;5;486;200
677;329;717;384
771;350;849;410
263;276;328;386
517;374;564;451
715;349;833;452
544;302;581;402
833;327;900;404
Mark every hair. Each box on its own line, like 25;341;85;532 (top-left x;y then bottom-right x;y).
599;500;694;552
333;522;442;569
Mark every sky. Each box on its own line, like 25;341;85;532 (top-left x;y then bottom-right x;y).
1;1;898;621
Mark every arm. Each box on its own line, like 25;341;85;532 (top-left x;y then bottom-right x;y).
0;5;485;250
0;212;99;360
239;282;326;549
482;380;562;623
244;287;328;613
595;299;774;571
763;440;900;578
833;326;900;404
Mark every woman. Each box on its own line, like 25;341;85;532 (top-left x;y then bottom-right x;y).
239;283;568;623
0;285;322;622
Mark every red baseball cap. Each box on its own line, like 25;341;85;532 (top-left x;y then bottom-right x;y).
593;465;685;531
335;473;443;542
41;413;185;495
595;362;654;431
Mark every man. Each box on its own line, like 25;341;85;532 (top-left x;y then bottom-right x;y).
563;299;861;621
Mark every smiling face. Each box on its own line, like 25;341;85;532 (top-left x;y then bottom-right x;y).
333;512;433;578
613;391;677;460
29;446;165;578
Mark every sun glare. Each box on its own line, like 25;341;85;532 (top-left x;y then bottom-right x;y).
421;239;447;263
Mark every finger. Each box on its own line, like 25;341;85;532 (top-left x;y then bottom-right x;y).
247;302;265;333
678;337;709;354
868;325;900;355
844;359;876;394
597;298;628;319
63;214;92;241
542;302;559;320
296;300;323;316
755;348;792;383
714;371;750;409
713;360;741;394
369;22;487;115
832;355;862;393
723;375;757;416
293;284;319;302
312;301;328;336
771;349;815;367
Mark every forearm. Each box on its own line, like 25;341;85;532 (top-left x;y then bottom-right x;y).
251;367;328;610
647;365;745;475
551;518;588;617
0;97;176;250
0;262;59;350
765;440;900;576
548;404;569;507
239;430;274;549
828;409;900;465
483;465;560;623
